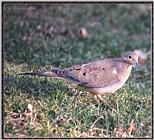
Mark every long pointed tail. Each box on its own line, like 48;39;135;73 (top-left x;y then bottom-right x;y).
19;69;82;85
18;70;59;77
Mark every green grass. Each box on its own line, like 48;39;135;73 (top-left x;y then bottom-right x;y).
3;3;152;138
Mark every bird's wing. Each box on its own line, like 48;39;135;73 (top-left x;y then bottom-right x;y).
56;58;121;88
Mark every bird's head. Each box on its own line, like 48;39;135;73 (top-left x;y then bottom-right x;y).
121;52;139;66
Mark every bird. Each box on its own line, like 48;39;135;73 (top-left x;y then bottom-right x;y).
19;52;139;101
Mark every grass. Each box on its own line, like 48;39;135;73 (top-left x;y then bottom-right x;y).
3;3;152;138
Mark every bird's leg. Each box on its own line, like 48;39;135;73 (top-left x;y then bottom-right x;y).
93;93;111;107
93;93;120;115
95;94;104;101
93;94;98;101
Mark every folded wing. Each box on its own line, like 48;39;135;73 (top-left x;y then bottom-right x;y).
58;59;120;88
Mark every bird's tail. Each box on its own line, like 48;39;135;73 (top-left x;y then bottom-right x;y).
19;69;83;85
18;70;60;78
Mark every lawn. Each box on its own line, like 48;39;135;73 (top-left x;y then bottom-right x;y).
3;3;152;138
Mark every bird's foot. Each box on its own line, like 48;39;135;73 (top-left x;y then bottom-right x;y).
93;94;110;106
92;93;120;116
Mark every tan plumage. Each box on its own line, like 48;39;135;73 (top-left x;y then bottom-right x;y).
19;52;139;100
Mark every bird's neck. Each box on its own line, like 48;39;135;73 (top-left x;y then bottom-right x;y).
116;61;132;84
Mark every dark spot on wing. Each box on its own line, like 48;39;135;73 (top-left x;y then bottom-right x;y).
75;68;81;70
102;68;105;70
83;72;86;76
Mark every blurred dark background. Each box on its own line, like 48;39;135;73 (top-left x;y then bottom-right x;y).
3;3;151;68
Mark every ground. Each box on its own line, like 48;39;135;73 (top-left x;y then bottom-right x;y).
3;3;152;138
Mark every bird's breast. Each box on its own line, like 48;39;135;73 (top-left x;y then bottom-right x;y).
117;63;132;84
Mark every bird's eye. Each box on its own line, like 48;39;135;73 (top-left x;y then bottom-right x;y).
129;56;132;59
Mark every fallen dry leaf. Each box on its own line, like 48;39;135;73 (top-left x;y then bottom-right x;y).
36;25;42;32
140;122;144;128
10;112;20;119
113;127;125;137
90;127;107;137
78;27;89;38
127;119;136;135
54;115;66;127
24;103;33;119
134;72;142;80
22;36;32;44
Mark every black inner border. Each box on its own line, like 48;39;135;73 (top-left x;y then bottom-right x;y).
1;1;153;139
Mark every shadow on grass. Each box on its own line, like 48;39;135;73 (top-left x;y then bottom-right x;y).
3;74;71;99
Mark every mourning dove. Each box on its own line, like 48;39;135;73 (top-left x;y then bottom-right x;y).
19;52;139;100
